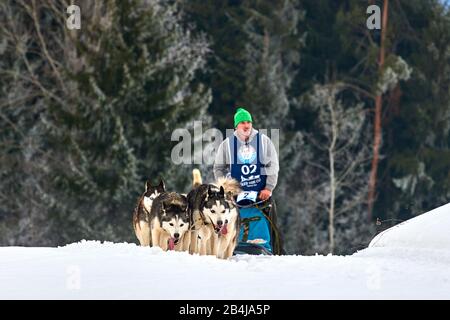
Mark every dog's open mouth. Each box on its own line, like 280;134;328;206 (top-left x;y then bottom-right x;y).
168;238;178;250
215;224;228;235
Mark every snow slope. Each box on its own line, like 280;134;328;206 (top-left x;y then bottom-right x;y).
1;204;450;299
369;202;450;250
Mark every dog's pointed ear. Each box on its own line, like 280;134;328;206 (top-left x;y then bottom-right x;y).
145;180;152;192
161;201;166;215
208;185;213;197
158;178;166;192
219;186;225;197
181;198;188;212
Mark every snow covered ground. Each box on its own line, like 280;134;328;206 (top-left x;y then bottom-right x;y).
1;203;450;299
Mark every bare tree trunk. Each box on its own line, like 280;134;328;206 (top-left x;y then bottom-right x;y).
368;0;389;221
328;87;337;254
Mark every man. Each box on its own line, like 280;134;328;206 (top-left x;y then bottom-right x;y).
213;107;279;253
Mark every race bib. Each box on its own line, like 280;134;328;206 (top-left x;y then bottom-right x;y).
236;191;258;204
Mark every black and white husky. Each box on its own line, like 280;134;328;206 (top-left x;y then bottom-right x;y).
187;169;241;259
133;179;165;246
149;192;191;251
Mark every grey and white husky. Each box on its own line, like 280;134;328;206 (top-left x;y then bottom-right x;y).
187;169;241;259
133;179;165;246
149;192;191;251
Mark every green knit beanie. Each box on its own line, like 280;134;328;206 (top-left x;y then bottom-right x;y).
234;107;253;128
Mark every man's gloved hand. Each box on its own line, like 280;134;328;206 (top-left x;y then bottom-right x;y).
259;188;272;201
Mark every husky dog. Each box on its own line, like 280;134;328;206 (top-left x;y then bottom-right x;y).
133;179;165;246
149;192;190;251
187;169;241;259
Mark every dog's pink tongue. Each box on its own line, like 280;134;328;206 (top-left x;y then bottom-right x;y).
221;224;228;235
168;238;175;250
